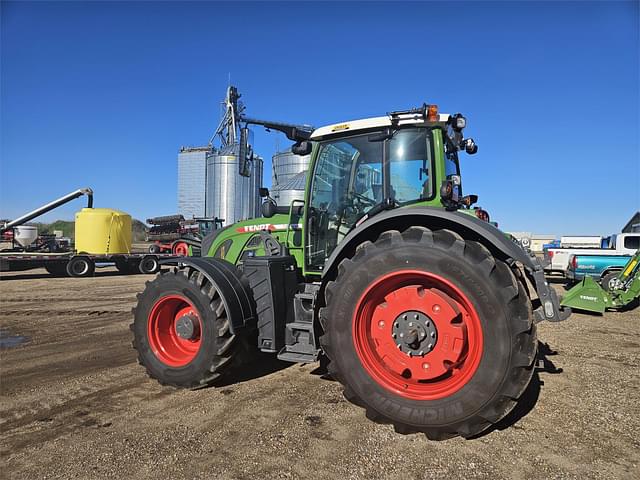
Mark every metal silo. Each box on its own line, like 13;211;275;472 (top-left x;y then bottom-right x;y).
272;171;307;209
205;152;263;225
271;149;310;188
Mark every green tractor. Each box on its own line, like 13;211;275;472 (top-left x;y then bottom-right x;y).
131;104;570;439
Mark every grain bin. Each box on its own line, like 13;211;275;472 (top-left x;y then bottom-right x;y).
272;171;307;209
205;153;263;224
75;208;132;254
271;150;310;188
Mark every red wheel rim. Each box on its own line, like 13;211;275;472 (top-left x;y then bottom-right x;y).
173;242;189;256
352;270;483;400
147;295;202;367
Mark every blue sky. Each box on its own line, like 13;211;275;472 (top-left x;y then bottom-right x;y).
1;1;638;235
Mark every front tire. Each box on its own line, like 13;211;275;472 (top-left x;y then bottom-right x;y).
320;227;537;439
131;266;241;388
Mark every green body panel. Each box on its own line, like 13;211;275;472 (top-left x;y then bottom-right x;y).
206;129;481;277
561;250;640;313
206;213;305;267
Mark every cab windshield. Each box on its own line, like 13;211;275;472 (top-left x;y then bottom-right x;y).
307;127;434;270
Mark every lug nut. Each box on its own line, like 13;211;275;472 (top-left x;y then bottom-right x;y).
408;322;413;327
431;332;436;338
427;343;433;349
403;314;407;320
414;314;419;319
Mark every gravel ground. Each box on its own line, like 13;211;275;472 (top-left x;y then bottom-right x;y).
1;268;638;479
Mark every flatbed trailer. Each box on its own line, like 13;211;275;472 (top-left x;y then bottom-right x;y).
0;251;176;277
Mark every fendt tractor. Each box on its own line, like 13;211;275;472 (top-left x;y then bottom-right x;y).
132;104;571;439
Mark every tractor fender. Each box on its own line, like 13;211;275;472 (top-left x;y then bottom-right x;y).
159;256;256;334
322;206;536;280
201;224;232;258
321;206;570;323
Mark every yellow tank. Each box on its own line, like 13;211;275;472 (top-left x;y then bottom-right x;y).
75;208;132;254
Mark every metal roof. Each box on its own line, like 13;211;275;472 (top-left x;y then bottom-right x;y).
272;171;307;192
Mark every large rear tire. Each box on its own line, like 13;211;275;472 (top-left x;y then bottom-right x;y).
320;227;537;439
131;265;243;388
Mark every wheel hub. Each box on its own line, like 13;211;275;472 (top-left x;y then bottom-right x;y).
353;270;484;400
392;310;437;356
175;314;199;340
147;296;202;367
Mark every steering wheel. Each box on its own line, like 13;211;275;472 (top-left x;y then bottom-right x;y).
352;192;376;207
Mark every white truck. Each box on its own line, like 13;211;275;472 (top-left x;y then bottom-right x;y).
544;233;640;276
560;236;603;248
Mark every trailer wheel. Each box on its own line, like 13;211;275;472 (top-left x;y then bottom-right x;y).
139;255;160;274
66;256;95;278
320;227;536;439
131;265;245;388
148;244;161;254
45;263;69;277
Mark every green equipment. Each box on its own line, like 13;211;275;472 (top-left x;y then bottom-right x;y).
131;101;571;440
561;250;640;314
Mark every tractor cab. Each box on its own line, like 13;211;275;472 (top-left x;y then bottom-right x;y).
302;105;479;271
238;105;483;273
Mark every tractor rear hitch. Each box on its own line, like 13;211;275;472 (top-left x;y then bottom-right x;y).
529;262;571;323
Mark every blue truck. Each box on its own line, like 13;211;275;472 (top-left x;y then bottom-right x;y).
566;253;635;290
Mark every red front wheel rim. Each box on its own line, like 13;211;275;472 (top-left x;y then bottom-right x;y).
353;270;483;400
148;295;202;367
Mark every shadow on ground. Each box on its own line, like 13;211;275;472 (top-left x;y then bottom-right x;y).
216;353;293;387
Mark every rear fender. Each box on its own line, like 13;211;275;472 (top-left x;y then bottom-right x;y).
159;257;256;334
322;206;570;322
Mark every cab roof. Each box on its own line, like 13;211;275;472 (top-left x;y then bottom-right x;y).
310;113;451;140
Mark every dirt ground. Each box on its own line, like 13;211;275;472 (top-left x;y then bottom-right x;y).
1;268;638;480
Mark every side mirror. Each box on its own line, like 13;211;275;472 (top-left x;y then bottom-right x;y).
461;194;478;207
261;199;277;218
463;138;478;155
259;187;270;198
292;141;312;156
239;127;253;177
